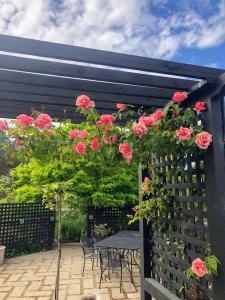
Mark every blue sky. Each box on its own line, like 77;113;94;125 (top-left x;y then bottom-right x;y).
0;0;225;69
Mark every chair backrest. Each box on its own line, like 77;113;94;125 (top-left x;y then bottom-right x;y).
99;249;122;269
80;238;94;255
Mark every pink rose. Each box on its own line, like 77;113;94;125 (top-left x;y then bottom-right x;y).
69;129;79;139
97;115;116;126
47;129;54;136
139;115;155;127
193;102;206;112
16;114;33;126
117;103;126;111
103;137;110;144
35;114;52;129
75;95;95;110
172;92;188;103
77;130;88;138
119;143;133;159
191;258;208;278
111;135;118;143
0;119;8;131
90;137;100;151
195;131;212;149
73;141;86;154
132;122;148;139
151;110;165;123
144;177;151;183
176;127;193;140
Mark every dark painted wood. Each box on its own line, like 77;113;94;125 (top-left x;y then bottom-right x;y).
144;279;180;300
0;54;196;90
202;95;225;299
0;69;174;99
0;34;224;79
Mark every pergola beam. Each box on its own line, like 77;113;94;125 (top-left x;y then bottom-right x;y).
0;34;224;80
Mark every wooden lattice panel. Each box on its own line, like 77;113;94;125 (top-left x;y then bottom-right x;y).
150;154;213;300
0;203;55;257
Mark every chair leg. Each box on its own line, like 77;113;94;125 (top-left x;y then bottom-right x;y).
92;259;94;270
82;258;86;276
99;269;103;289
120;265;123;292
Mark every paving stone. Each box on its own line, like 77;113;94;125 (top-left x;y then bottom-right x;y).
0;292;8;300
111;287;126;299
68;283;80;295
10;285;27;297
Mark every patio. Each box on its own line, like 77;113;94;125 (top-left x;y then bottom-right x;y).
0;243;140;300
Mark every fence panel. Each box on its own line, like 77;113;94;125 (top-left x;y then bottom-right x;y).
0;203;55;257
87;205;139;238
143;154;213;300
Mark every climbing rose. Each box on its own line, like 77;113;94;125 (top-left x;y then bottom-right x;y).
139;115;155;127
0;119;8;131
195;131;212;149
172;92;188;103
69;129;79;139
35;114;52;129
77;130;88;138
191;258;208;278
111;135;118;143
193;102;206;112
144;177;151;183
117;103;126;111
73;142;86;154
151;110;165;123
90;138;100;151
97;115;116;126
119;143;133;159
132;122;148;138
75;95;95;110
176;127;193;140
16;114;33;126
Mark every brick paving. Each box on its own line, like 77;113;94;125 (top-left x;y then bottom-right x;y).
0;243;140;300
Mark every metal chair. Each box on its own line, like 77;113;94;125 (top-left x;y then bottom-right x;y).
99;249;129;292
80;238;99;276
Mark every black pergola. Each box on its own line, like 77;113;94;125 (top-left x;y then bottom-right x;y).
0;34;225;300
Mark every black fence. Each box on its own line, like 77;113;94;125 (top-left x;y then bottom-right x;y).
87;205;139;238
0;203;55;257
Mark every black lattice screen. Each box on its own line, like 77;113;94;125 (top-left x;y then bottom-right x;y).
0;203;55;257
87;205;139;238
149;154;212;300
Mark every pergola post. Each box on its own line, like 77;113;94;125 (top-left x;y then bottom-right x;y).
202;94;225;299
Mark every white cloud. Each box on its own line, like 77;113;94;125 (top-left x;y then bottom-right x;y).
0;0;225;60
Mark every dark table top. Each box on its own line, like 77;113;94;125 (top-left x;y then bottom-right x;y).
94;230;140;250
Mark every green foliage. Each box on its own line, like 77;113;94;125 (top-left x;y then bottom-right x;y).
61;209;86;241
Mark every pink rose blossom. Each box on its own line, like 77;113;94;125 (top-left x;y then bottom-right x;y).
77;130;88;138
195;131;212;149
97;115;116;126
139;115;155;127
127;156;132;164
16;114;33;126
35;114;52;129
0;119;8;131
193;102;206;112
119;143;133;159
144;177;151;183
75;95;95;110
191;258;208;278
176;127;193;140
111;135;118;143
69;129;79;139
151;110;165;123
90;138;100;151
132;122;148;139
47;129;54;136
103;137;110;144
172;92;188;103
73;142;86;154
117;103;126;111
